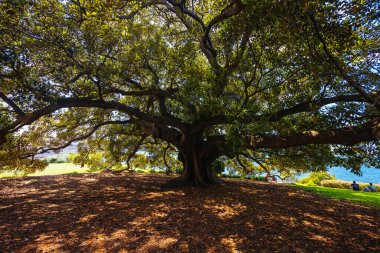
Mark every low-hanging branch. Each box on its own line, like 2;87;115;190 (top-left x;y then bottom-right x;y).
0;97;188;145
19;120;131;159
248;118;380;149
267;94;372;121
190;93;377;133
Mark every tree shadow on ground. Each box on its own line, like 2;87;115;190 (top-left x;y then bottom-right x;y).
1;173;379;252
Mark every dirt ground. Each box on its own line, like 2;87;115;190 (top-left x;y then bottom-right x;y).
1;173;379;253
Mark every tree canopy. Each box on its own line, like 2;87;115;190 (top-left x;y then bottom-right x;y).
0;0;379;185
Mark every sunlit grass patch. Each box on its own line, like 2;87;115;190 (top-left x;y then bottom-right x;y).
293;183;380;207
0;163;91;178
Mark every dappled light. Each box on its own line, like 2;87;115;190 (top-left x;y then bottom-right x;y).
203;201;247;220
1;173;380;252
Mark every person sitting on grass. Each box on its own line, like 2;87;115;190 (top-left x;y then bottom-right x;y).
350;181;360;191
368;183;377;192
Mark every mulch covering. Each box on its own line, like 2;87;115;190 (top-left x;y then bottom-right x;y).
1;173;379;252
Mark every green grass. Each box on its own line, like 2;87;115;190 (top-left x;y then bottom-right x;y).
293;183;380;207
0;163;92;178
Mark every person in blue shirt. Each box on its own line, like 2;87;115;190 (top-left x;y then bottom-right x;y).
350;181;360;191
368;183;377;192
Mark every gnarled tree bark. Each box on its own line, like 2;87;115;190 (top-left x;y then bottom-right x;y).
163;133;222;187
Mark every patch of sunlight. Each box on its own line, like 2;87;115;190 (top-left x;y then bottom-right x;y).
34;234;63;252
325;207;336;212
96;234;106;239
62;190;77;196
302;220;322;229
80;232;108;251
362;230;380;240
143;192;165;199
163;190;185;196
346;213;374;221
351;192;380;202
0;205;12;210
153;211;168;218
46;204;59;208
240;187;266;194
82;178;99;182
29;163;91;177
143;191;184;200
79;214;97;223
104;186;125;191
360;220;375;227
203;202;247;219
105;200;119;205
245;221;255;230
239;187;253;193
44;189;60;194
287;191;310;198
220;236;242;252
110;229;128;240
309;234;333;244
303;213;335;225
137;236;178;252
277;215;299;227
129;216;153;226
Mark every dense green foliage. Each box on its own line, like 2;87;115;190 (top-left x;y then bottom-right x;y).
212;159;225;174
294;183;380;207
0;0;379;185
299;171;336;186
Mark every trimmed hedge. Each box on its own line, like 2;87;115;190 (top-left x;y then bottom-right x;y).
320;180;380;190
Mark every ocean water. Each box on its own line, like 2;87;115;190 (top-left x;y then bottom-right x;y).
328;166;380;184
299;166;380;184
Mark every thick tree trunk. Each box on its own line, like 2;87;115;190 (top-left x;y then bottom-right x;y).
178;150;221;186
163;134;222;187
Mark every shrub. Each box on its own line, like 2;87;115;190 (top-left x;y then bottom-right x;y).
299;171;336;186
69;171;80;176
174;167;183;174
67;153;78;163
212;159;225;174
254;176;266;181
47;157;58;163
320;180;351;189
149;168;166;173
46;156;68;163
320;180;380;190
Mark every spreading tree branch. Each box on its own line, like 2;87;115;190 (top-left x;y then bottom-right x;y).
0;89;25;117
308;11;380;110
0;97;187;146
248;118;380;149
20;120;131;158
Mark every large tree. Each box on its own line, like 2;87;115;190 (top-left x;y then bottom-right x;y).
0;0;379;185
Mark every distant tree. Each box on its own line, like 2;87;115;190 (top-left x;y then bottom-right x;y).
212;159;225;175
0;0;379;186
147;143;182;174
299;171;336;186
